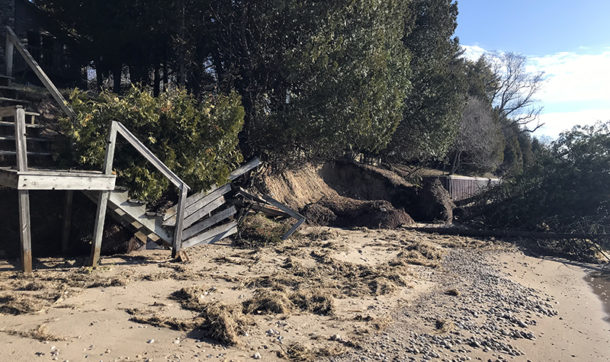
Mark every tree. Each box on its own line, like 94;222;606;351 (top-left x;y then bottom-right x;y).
449;97;503;174
207;0;413;164
385;0;464;162
488;52;545;132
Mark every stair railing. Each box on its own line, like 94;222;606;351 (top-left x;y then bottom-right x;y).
4;26;76;118
90;120;190;265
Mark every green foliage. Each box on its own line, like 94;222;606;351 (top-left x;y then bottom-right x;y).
60;86;244;202
476;121;610;234
385;0;464;162
208;0;412;163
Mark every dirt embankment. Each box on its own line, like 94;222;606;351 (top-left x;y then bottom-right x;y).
259;161;453;228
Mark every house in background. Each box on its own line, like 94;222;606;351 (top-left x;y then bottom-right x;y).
1;0;82;87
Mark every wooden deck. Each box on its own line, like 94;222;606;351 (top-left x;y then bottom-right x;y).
0;167;116;190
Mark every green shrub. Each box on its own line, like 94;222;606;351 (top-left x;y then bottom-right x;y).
60;86;244;203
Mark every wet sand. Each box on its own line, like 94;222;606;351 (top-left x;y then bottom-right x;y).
585;270;610;323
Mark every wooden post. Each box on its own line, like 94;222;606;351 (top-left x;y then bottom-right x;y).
61;190;74;254
89;122;117;266
18;190;32;273
14;106;27;171
5;31;13;79
15;107;31;272
172;184;188;258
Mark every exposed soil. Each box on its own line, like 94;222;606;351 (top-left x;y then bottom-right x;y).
259;161;452;228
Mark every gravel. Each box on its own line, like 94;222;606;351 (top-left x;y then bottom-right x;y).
333;249;558;361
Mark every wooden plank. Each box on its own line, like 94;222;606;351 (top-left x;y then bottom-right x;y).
89;122;118;266
235;187;267;204
18;169;108;177
89;191;110;266
14;106;27;171
250;203;290;218
17;174;116;190
164;195;226;228
0;121;44;128
228;157;261;180
5;30;13;78
0;136;49;142
17;190;32;273
0;107;40;118
61;190;73;254
164;183;231;222
0;150;52;156
261;194;306;240
5;26;75;118
0;97;28;104
182;206;237;241
172;185;188;258
181;221;238;249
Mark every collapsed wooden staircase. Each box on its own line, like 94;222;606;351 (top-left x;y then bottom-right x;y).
1;25;304;273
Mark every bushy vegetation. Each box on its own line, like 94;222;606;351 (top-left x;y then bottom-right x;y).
473;122;610;235
60;87;244;202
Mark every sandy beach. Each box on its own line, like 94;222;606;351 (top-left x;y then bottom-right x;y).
0;227;608;361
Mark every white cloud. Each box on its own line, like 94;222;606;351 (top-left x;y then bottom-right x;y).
461;45;610;138
461;45;487;61
535;109;610;139
529;51;610;104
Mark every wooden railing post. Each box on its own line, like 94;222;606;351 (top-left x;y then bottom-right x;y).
172;184;188;258
15;106;32;273
89;122;118;266
5;30;13;78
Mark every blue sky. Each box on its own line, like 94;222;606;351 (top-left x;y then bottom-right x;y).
456;0;610;138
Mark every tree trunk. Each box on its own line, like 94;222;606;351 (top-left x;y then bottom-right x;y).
112;65;122;94
153;63;160;97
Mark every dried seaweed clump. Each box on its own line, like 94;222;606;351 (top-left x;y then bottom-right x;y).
235;214;290;248
0;292;62;315
289;291;335;315
170;286;210;310
199;302;246;345
127;309;203;331
243;289;292;315
0;324;65;342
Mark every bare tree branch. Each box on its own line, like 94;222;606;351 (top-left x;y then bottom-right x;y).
487;52;545;132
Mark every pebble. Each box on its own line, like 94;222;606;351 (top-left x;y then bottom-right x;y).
253;352;261;359
147;339;155;344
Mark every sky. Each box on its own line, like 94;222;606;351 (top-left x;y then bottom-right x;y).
455;0;610;139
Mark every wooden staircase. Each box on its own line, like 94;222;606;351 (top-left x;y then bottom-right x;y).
1;25;304;274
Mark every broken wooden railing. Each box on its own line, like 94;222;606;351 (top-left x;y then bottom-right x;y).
159;157;305;254
234;187;306;240
92;121;190;264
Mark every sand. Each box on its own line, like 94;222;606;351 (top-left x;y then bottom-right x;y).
0;227;608;361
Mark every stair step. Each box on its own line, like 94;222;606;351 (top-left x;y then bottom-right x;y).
0;136;51;142
0;97;29;104
0;121;45;128
0;107;40;118
0;150;52;156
